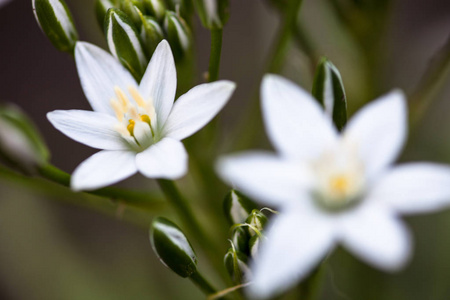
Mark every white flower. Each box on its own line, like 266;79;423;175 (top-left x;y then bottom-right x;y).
217;74;450;299
48;40;235;191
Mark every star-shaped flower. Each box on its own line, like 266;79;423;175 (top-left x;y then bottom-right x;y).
48;40;235;191
217;74;450;299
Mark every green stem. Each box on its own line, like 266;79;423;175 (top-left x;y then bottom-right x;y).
37;163;163;210
293;21;319;74
298;261;327;300
410;35;450;128
268;0;304;73
208;28;223;82
189;270;217;295
230;0;304;151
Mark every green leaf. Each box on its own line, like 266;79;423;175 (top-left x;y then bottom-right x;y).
32;0;78;53
150;217;198;278
311;57;348;131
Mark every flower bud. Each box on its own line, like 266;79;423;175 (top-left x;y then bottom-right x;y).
150;217;198;278
166;0;193;19
231;226;250;254
32;0;79;53
105;8;148;81
245;209;267;237
164;11;192;61
311;57;347;131
193;0;229;29
223;189;257;225
0;104;49;173
95;0;117;29
119;0;145;28
143;0;166;21
249;234;262;258
139;14;164;57
224;247;250;284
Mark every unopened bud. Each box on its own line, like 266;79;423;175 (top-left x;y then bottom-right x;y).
231;226;250;254
249;234;262;258
95;0;117;29
224;246;250;284
164;11;192;61
120;0;145;28
311;57;347;131
223;189;258;225
193;0;229;29
245;209;267;237
32;0;78;53
0;104;49;173
138;13;164;57
143;0;166;21
150;217;197;278
105;8;148;81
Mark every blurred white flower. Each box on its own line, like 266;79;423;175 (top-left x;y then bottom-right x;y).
217;74;450;299
48;40;235;191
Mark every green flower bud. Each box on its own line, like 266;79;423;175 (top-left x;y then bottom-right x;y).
120;0;145;28
105;8;148;81
32;0;78;53
150;217;197;278
143;0;166;21
164;11;192;61
166;0;193;19
311;57;348;131
223;189;258;225
0;104;49;173
224;247;250;284
138;14;164;57
231;226;250;254
245;209;268;237
95;0;117;29
249;234;262;258
193;0;229;29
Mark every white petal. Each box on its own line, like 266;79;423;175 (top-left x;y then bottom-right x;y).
135;138;187;179
163;81;236;140
339;205;411;271
261;74;337;160
75;42;138;115
343;90;407;180
71;150;137;191
47;110;127;150
248;211;335;299
368;163;450;215
139;40;177;130
216;152;312;207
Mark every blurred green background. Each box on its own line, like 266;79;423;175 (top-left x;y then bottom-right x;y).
1;0;450;299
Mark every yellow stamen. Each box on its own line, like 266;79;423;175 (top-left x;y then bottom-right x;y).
140;114;151;124
110;99;124;122
128;86;147;108
127;119;135;136
114;86;130;109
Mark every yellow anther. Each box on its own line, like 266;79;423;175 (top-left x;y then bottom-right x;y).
127;119;135;136
128;86;147;108
114;86;130;109
110;99;124;122
140;114;151;124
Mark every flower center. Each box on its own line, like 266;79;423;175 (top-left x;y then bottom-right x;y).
311;141;366;211
110;86;157;150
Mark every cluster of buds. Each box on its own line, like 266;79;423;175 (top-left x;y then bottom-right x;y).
223;190;271;284
33;0;195;81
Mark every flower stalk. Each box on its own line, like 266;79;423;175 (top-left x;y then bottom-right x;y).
208;28;223;82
